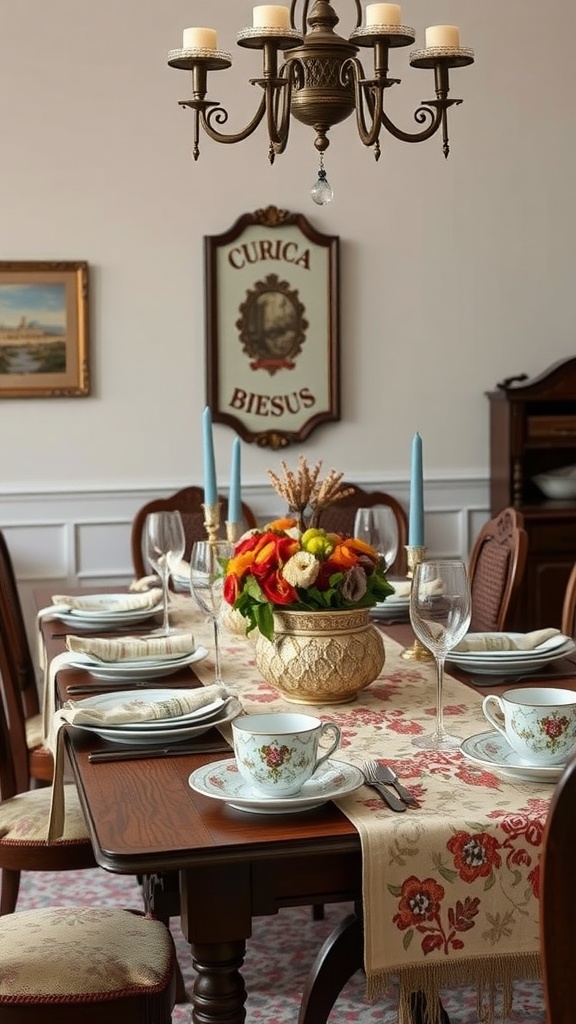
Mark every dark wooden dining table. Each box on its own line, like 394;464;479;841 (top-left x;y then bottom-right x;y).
37;590;576;1024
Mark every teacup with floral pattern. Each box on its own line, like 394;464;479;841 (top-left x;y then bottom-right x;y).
231;712;341;796
482;687;576;765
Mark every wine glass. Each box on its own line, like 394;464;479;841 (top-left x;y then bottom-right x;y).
144;511;186;635
409;559;472;750
354;507;399;572
190;540;233;685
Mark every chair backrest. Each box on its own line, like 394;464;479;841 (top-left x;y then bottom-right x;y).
0;531;41;793
540;752;576;1022
131;486;258;578
314;484;408;576
0;608;25;800
467;507;528;632
0;530;40;719
561;562;576;638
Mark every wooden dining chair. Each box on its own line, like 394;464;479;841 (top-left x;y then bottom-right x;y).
561;561;576;638
0;530;53;789
0;613;97;915
131;485;258;578
467;507;528;632
540;752;576;1023
314;483;409;576
0;905;176;1022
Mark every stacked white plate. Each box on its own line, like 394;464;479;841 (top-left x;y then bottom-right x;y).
70;689;242;745
65;646;208;684
370;583;411;622
447;631;576;677
53;593;163;629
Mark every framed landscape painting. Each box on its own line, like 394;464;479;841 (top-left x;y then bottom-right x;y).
0;260;89;397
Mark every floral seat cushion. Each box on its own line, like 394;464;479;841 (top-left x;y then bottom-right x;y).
0;907;175;1000
0;784;89;843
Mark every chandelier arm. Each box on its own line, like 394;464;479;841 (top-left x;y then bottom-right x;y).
379;102;443;145
268;72;293;156
343;59;385;150
199;92;269;146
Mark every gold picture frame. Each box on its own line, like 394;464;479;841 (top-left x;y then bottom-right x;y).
205;206;340;449
0;260;89;398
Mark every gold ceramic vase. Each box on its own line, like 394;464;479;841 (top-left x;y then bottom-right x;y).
254;607;385;705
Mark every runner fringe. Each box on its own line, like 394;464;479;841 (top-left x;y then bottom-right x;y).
366;952;541;1024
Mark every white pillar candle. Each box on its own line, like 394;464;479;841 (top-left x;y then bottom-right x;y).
366;4;401;27
182;26;218;50
425;25;460;48
253;5;290;29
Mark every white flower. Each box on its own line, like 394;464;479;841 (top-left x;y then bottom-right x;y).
282;551;320;588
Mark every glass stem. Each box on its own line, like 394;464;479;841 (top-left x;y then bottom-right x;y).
160;568;170;635
213;616;222;683
435;654;446;737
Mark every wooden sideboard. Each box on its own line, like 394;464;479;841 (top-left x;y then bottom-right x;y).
486;356;576;631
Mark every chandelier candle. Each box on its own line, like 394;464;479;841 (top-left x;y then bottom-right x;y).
426;25;460;48
182;27;218;51
253;5;291;29
366;4;401;26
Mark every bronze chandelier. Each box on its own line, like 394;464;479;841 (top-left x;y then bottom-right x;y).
167;1;475;203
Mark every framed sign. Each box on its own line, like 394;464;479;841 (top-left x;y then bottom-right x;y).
205;206;339;448
0;260;89;398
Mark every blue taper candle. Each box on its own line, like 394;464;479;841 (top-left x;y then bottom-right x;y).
409;432;425;547
202;406;218;506
228;437;242;524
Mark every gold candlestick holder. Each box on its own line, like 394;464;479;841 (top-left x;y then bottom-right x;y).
225;520;243;544
401;544;434;662
202;502;221;545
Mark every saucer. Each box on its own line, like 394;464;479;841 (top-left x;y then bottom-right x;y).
188;758;364;814
460;730;566;783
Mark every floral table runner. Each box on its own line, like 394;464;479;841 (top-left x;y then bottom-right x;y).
172;599;546;1024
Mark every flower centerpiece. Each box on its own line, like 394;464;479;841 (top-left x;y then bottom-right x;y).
223;459;394;704
224;517;393;641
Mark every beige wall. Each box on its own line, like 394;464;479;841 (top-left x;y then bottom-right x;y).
0;0;574;495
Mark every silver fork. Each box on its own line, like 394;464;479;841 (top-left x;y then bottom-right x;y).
362;762;406;812
373;763;419;807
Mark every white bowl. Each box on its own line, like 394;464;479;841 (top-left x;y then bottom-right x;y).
534;466;576;500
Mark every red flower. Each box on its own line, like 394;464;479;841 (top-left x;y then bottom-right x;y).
259;569;297;605
393;876;445;929
447;831;501;882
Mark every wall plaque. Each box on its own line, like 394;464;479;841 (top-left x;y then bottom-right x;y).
205;205;340;448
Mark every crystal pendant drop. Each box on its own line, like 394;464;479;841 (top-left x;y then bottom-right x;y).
311;167;333;206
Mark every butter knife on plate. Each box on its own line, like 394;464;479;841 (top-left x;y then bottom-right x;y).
89;740;231;763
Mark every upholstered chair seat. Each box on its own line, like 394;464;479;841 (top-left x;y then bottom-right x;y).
0;906;176;1022
0;784;90;844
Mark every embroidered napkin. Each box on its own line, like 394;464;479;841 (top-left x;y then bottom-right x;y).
386;578;444;600
65;632;195;662
454;627;560;652
50;590;163;612
47;682;231;842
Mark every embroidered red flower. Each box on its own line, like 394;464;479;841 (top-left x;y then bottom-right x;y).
393;876;445;929
447;830;502;882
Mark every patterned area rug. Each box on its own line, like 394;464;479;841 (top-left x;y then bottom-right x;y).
17;867;546;1022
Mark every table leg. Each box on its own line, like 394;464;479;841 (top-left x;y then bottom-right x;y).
190;940;248;1024
298;905;363;1024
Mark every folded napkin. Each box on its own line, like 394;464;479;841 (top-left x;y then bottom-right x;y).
47;682;230;842
453;627;560;653
129;574;161;593
65;632;195;663
387;578;444;600
50;589;163;612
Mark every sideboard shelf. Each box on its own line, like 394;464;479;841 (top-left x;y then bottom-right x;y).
486;356;576;631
